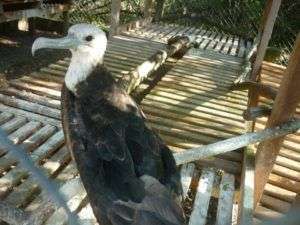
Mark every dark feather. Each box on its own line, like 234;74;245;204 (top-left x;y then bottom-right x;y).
61;64;184;224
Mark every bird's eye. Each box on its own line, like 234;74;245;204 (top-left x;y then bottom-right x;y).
85;35;93;42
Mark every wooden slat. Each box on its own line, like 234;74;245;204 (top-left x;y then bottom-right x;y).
260;194;291;213
216;172;235;225
1;87;61;109
0;131;64;197
254;205;283;221
9;79;61;100
0;125;57;173
5;121;42;145
0;112;14;125
222;35;233;54
180;163;195;200
189;168;215;225
264;183;296;203
0;104;61;127
230;36;239;56
0;116;27;134
5;146;71;207
0;93;60;119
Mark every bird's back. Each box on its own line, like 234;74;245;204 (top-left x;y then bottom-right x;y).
61;65;184;224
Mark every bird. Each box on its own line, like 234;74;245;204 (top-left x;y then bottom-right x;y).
32;24;185;225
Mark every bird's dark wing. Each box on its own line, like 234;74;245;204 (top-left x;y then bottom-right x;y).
125;116;182;197
109;207;177;225
61;84;119;224
107;175;185;225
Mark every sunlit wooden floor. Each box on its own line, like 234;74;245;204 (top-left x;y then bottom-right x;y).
0;23;297;224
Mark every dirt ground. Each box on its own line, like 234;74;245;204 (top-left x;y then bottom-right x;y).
0;19;69;83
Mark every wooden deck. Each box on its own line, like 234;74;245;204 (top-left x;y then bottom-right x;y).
123;23;252;58
0;23;297;224
140;48;247;174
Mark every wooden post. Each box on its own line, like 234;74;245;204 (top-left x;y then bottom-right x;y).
144;0;153;19
109;0;121;39
250;0;282;81
154;0;165;22
247;0;282;130
255;34;300;208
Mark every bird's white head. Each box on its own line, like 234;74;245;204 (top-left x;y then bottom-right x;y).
32;23;108;94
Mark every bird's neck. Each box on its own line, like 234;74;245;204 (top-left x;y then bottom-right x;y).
65;51;104;94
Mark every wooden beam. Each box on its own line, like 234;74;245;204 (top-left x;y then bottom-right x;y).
109;0;121;38
251;0;282;81
238;146;255;225
144;0;153;19
255;34;300;207
174;119;300;166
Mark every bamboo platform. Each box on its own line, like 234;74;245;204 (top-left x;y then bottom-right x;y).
0;22;297;225
140;48;247;174
123;23;252;58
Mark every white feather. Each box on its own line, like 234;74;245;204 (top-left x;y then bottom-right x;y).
64;24;107;94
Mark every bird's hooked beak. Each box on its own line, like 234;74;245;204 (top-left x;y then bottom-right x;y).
32;34;80;56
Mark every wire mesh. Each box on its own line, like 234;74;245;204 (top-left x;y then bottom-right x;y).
162;0;299;65
66;0;143;31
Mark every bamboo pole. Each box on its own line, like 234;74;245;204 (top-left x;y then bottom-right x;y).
109;0;121;38
254;34;300;207
174;119;300;166
247;0;282;131
118;36;192;93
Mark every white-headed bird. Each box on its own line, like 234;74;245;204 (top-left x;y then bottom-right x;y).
32;24;184;225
